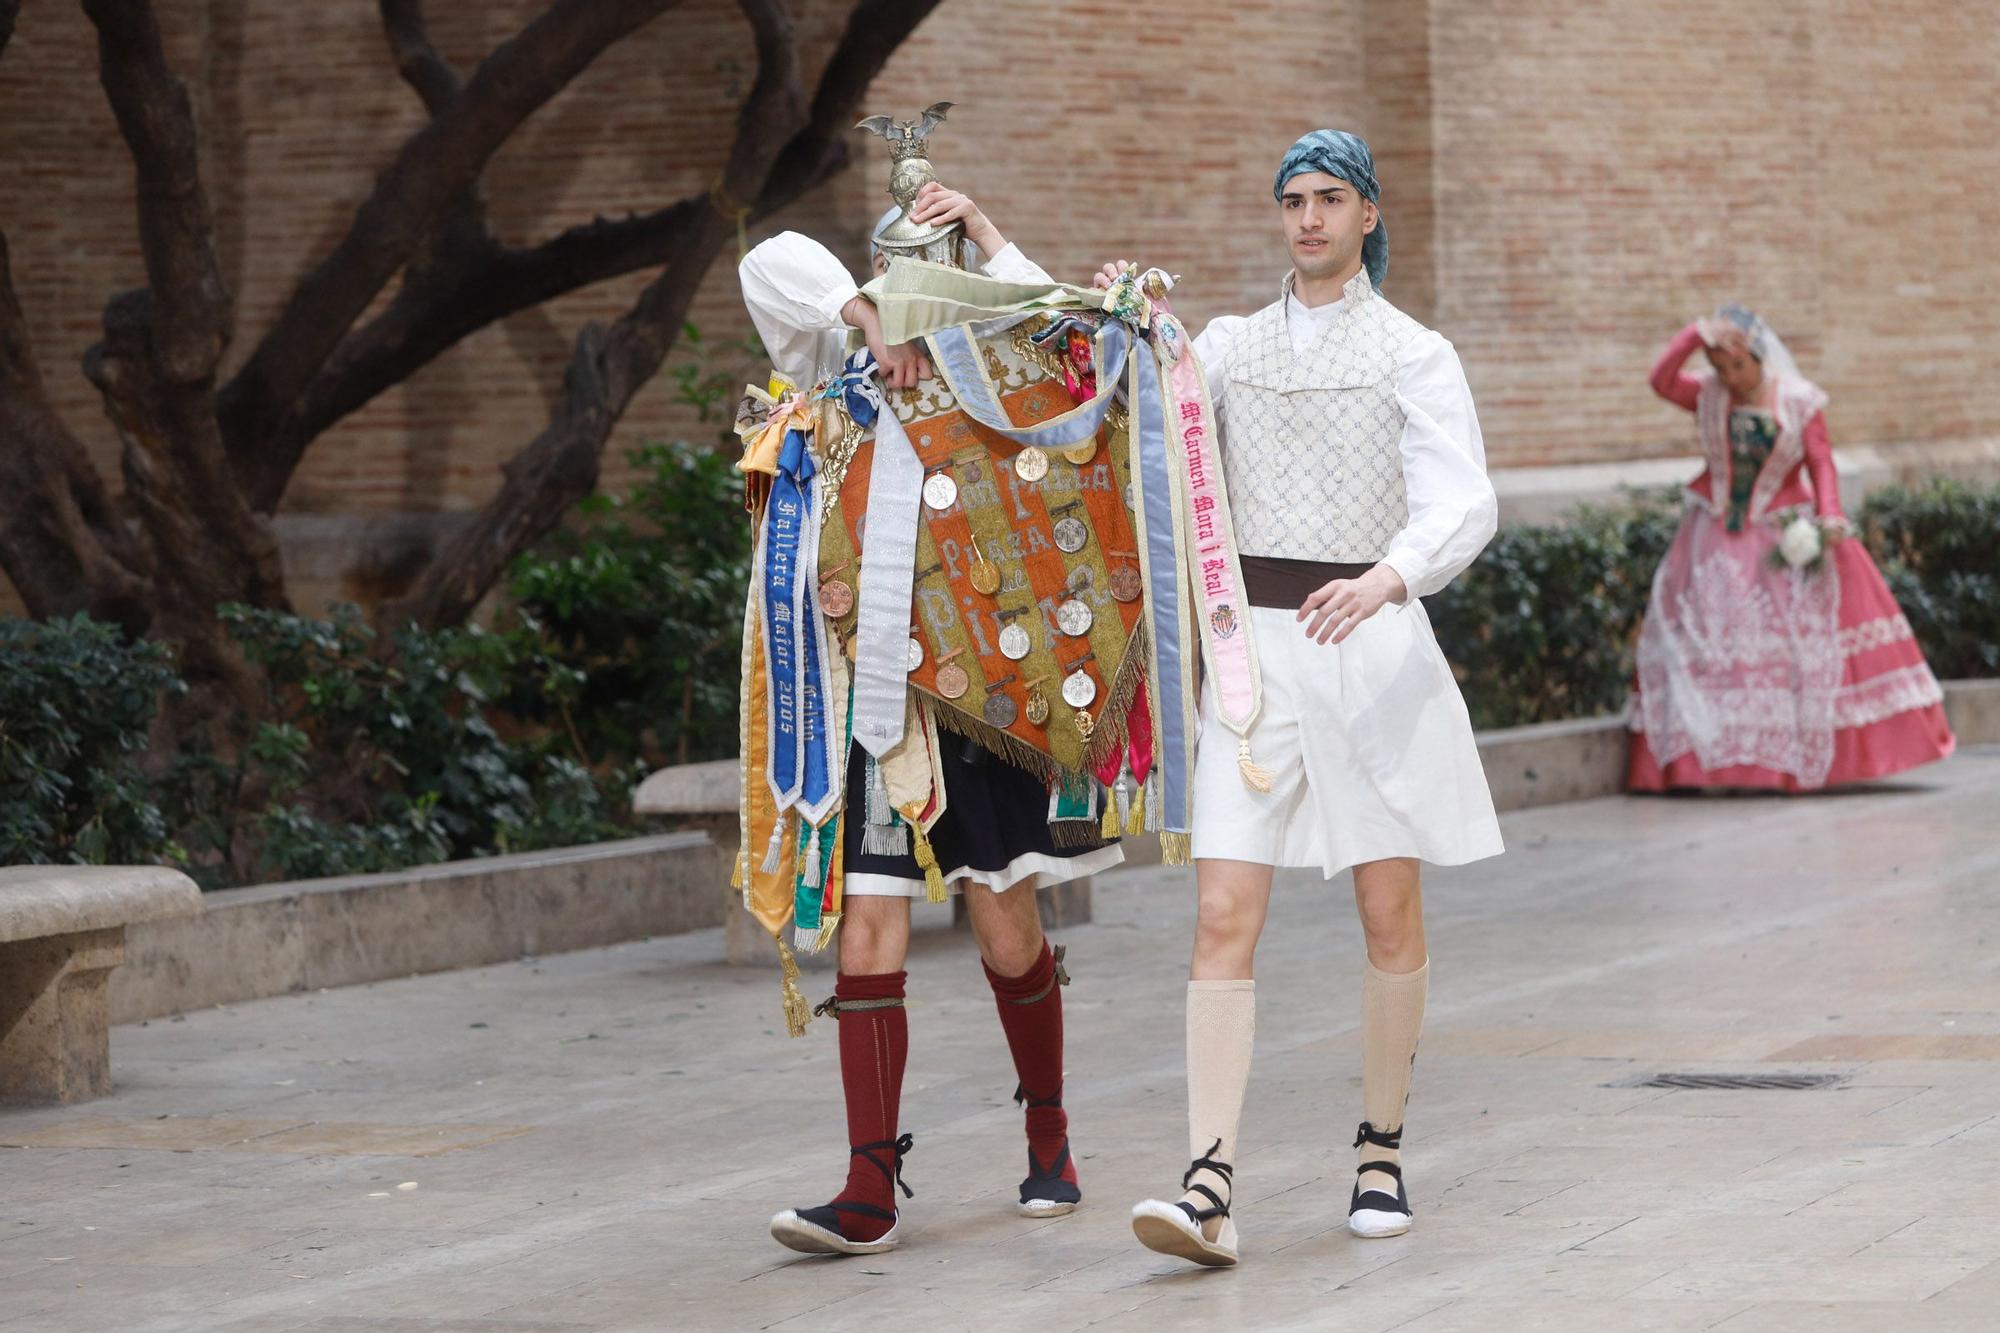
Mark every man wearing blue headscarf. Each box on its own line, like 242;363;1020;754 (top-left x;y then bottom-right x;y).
1105;130;1503;1267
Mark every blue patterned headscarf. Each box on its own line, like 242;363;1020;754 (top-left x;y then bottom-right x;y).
1273;129;1388;288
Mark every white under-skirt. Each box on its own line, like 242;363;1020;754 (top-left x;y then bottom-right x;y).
1190;601;1503;878
844;843;1126;898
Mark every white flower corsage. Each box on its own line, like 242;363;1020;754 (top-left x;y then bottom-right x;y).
1771;513;1831;573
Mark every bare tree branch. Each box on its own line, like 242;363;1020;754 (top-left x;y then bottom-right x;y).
218;0;683;506
0;1;152;623
379;0;460;114
84;0;233;377
82;0;282;700
393;0;942;627
232;0;941;514
254;198;708;497
0;232;153;627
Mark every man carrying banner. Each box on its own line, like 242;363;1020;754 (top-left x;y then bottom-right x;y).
1105;129;1504;1267
739;175;1118;1258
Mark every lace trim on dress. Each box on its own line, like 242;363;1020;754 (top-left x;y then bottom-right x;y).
1833;663;1944;730
1838;613;1915;658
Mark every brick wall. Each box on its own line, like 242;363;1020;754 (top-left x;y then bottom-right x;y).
2;0;1993;611
1427;0;2000;465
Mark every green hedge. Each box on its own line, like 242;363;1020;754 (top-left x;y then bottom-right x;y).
1428;495;1679;730
1860;478;2000;679
0;615;184;867
1430;478;2000;731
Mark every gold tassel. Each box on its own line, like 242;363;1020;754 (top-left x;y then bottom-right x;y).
777;939;812;1037
730;845;746;890
808;911;841;955
1236;738;1275;794
1100;789;1120;839
1126;782;1146;836
1160;830;1192;866
910;822;948;903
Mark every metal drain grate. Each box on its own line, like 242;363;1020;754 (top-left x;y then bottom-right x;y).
1624;1072;1849;1092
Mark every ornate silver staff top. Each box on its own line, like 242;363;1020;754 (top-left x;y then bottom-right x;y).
856;101;964;268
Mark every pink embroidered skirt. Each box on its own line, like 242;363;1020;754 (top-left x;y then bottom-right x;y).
1627;509;1955;792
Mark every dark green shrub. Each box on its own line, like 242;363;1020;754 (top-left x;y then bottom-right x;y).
1861;478;2000;679
209;604;627;881
507;326;758;769
507;438;750;769
1428;494;1679;730
0;615;185;866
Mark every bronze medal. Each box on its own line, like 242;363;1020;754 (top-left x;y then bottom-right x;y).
1109;566;1142;602
1014;446;1050;482
983;693;1018;728
936;662;970;699
819;578;854;618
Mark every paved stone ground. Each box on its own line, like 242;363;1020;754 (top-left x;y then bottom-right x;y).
4;748;1999;1333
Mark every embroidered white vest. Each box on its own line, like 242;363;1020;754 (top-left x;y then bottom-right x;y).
1218;272;1424;561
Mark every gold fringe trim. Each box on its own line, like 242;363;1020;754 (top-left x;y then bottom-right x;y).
778;939;811;1037
1050;818;1106;850
919;625;1150;786
1079;622;1150;777
1160;829;1191;866
928;700;1060;782
908;819;948;902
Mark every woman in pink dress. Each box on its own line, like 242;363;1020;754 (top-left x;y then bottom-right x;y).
1627;305;1955;791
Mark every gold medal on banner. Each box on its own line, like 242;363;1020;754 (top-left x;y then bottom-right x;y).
968;537;1000;595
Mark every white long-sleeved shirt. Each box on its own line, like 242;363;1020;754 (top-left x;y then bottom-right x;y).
1194;287;1497;601
738;232;1054;392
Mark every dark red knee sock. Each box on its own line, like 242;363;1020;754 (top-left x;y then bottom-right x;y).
984;942;1077;1186
830;970;909;1241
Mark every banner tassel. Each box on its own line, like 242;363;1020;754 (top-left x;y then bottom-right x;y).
777;939;812;1037
910;821;949;903
1127;781;1147;837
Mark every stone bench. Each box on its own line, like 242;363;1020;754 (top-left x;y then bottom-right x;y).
634;759;1092;968
0;865;202;1104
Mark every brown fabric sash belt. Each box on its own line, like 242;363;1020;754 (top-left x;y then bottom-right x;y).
1240;556;1378;610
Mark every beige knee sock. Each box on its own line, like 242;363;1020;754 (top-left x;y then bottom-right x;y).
1358;958;1428;1197
1184;979;1255;1237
